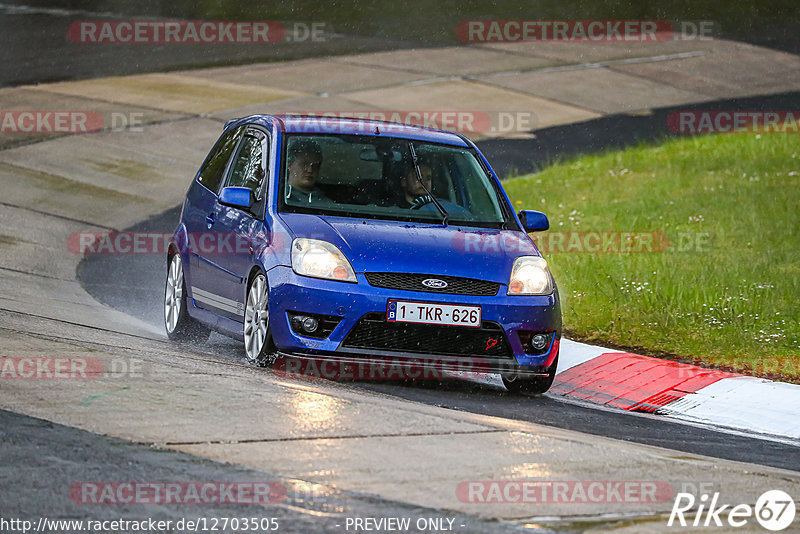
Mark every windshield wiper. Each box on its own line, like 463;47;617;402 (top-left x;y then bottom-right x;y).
407;142;449;225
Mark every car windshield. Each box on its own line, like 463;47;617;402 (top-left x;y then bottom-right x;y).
280;133;508;228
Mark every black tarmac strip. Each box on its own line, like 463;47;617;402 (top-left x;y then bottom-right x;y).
478;91;800;177
0;2;408;87
357;380;800;473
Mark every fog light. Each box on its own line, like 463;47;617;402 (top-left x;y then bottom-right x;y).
531;333;548;351
517;330;554;354
288;311;342;339
301;316;319;333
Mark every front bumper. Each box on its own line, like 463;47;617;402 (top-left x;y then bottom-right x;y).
267;266;561;371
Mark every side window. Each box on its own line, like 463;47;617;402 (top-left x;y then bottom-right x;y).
226;130;267;198
197;126;244;193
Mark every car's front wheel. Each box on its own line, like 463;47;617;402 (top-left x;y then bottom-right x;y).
502;355;558;395
164;253;210;343
244;272;275;366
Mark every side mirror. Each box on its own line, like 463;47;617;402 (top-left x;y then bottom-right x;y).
219;186;252;210
518;210;549;232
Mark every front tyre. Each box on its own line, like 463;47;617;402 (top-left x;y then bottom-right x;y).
244;273;275;367
164;253;210;343
502;355;558;395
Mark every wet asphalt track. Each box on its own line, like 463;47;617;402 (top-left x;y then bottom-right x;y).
4;5;800;533
78;205;800;474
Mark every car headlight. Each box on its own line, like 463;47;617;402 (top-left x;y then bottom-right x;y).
508;256;553;295
291;238;357;283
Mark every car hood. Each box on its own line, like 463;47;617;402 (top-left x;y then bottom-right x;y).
279;213;540;283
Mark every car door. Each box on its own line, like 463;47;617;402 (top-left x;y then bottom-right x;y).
204;127;270;322
183;125;245;311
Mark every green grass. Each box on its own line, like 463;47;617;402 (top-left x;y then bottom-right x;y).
503;132;800;380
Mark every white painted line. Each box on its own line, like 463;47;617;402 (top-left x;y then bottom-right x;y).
479;50;708;78
0;2;123;17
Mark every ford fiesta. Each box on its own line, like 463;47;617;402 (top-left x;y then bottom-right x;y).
164;115;561;393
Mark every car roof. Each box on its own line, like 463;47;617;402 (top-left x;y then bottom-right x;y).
224;114;470;147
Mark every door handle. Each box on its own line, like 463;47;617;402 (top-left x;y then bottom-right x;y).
206;213;215;228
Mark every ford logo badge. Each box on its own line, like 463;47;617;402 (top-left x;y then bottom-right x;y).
422;278;448;289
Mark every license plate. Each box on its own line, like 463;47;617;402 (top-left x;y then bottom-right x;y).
387;300;481;328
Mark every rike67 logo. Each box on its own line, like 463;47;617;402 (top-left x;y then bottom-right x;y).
669;490;796;531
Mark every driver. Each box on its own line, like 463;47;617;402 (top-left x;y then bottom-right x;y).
395;158;473;217
396;160;434;208
285;139;331;204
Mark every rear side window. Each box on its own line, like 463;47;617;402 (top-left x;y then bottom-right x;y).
197;126;244;193
226;131;266;198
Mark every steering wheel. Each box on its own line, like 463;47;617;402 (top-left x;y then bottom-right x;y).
409;194;435;209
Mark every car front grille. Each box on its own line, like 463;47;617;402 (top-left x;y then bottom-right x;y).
364;272;500;296
340;312;513;359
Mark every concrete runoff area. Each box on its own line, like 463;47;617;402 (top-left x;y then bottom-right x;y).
342;79;601;137
609;43;800;99
331;46;561;76
178;58;429;94
0;163;167;231
0;308;798;527
0;87;187;150
476;67;711;115
478;37;724;64
1;409;531;534
34;73;305;115
208;94;389;124
0;118;223;213
1;36;799;531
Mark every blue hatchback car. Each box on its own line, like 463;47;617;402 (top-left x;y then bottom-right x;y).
164;115;561;393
